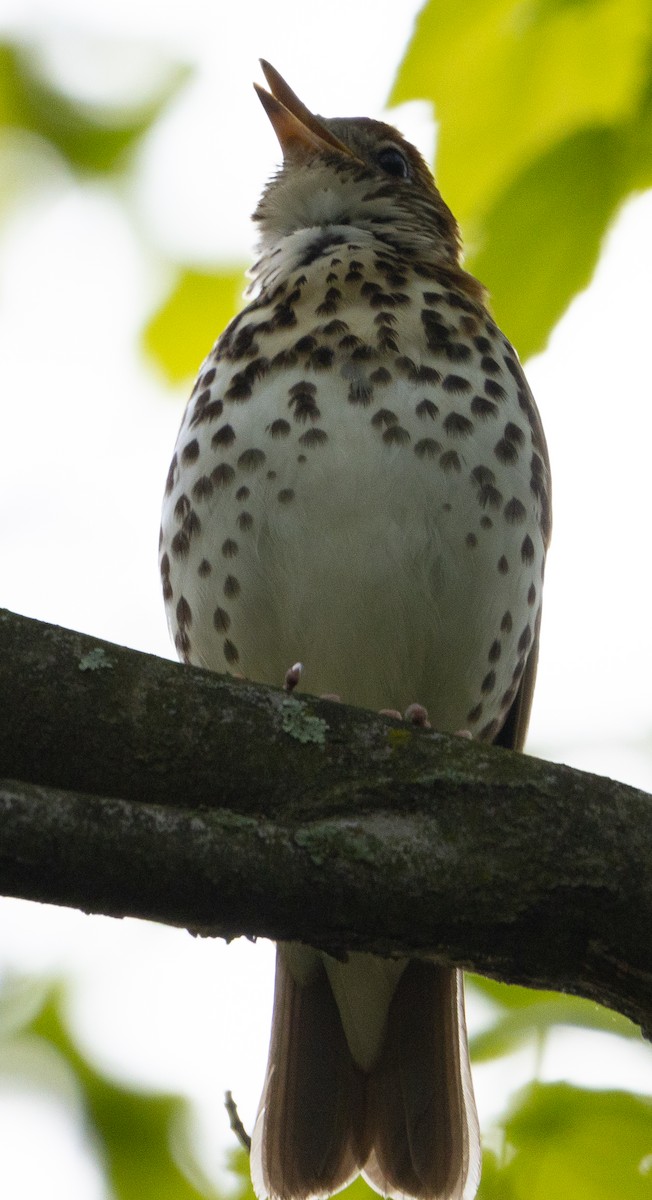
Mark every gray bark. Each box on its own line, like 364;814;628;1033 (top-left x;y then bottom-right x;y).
0;607;651;1037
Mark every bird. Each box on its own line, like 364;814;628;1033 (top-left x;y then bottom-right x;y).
160;60;551;1200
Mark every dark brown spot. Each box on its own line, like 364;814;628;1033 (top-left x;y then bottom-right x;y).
278;488;295;503
488;639;501;663
480;515;493;529
211;424;236;448
238;511;254;530
494;437;519;465
501;611;513;633
504;497;526;523
165;455;177;496
501;688;516;709
174;493;191;521
339;333;362;350
351;344;377;362
183;510;200;539
268;419;291;438
414;438;442;458
498;555;509;574
237;448;266;471
479;719;500;740
374;311;397;326
310;346;335;369
213;606;230;632
481;670;496;693
481;356;501;375
423;291;443;305
225;375;252;402
198;558;212;577
518;624;532;653
416;398;439;420
442;374;471;394
316;287;342;315
289;381;320;422
466;532;478;548
445;342;472;362
370;367;392;384
348;381;373;406
223;639;239;664
471;395;499;419
294;335;316;353
467;703;483;724
224;575;240;599
443;412;474;437
192;475;213;502
505;422;525;445
174;629;190;658
440;450;461;472
299;428;328;446
267;470;277;480
201;367;216;387
190;397;224;427
521;534;535;563
171;529;189;558
527;582;537;606
222;539;238;558
235;485;250;501
181;439;200;464
322;319;348;335
371;408;398;428
485;379;507;400
383;425;410;446
211;463;235;487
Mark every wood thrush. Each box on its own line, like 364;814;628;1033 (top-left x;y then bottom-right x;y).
160;61;551;1200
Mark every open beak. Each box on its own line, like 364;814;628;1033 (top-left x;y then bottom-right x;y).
254;60;358;161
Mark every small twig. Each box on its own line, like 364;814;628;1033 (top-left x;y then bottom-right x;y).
225;1090;252;1151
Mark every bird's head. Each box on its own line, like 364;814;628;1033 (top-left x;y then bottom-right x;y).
252;61;461;275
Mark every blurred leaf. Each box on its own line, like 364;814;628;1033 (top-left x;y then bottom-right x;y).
486;1082;652;1198
467;974;643;1061
391;0;652;355
392;0;648;224
0;39;190;173
1;982;218;1200
143;267;247;383
466;127;625;356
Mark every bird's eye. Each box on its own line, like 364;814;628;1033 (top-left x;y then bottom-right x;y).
376;147;410;179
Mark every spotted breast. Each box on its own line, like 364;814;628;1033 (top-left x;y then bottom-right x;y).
160;60;551;1200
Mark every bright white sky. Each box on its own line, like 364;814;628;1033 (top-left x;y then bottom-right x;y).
0;1;651;1196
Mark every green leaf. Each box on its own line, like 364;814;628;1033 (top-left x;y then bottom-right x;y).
391;0;652;355
143;267;247;383
466;127;625;357
392;0;649;225
489;1083;652;1198
467;975;643;1062
7;982;218;1200
0;40;190;174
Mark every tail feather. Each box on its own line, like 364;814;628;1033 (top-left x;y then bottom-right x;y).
363;963;480;1200
251;947;368;1200
251;951;480;1200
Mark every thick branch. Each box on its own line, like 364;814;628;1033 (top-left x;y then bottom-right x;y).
1;607;651;1036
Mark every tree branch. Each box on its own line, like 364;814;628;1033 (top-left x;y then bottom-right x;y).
1;607;651;1037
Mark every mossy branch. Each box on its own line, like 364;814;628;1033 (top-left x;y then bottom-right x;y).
1;607;651;1036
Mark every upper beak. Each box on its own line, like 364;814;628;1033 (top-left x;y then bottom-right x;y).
254;60;358;161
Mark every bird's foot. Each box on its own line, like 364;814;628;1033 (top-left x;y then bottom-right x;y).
379;703;431;728
284;662;303;692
